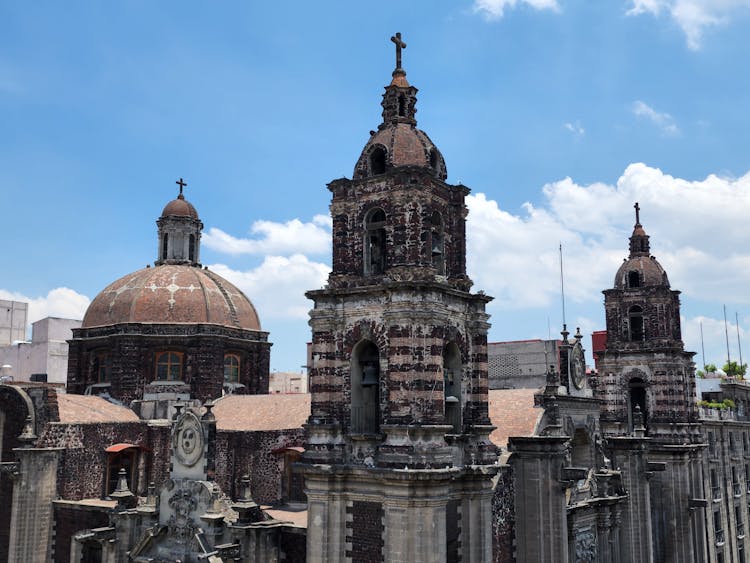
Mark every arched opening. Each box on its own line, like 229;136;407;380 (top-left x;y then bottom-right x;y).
189;234;195;262
161;233;169;260
570;428;593;468
629;305;644;341
628;270;640;288
429;149;438;171
351;340;380;434
443;342;462;434
364;209;386;275
431;211;445;275
398;94;406;117
369;146;387;175
628;377;647;431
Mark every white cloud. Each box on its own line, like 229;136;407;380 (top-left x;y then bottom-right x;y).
203;214;331;256
632;100;679;136
473;0;559;19
564;121;585;136
466;162;750;313
208;255;330;321
682;314;748;369
627;0;750;50
0;287;90;334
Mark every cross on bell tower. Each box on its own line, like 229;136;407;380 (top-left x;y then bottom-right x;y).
390;32;406;70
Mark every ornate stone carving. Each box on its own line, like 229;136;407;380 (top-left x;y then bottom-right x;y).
173;412;204;468
574;527;597;562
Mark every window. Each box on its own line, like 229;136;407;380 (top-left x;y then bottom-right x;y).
730;432;737;454
628;378;647;431
189;234;196;262
738;505;745;538
745;465;750;493
369;147;387;175
364;209;386;275
224;354;240;383
629;305;644;341
155;351;183;381
715;508;725;545
398;94;406;117
351;340;380;434
431;212;445;275
712;469;721;500
93;352;110;383
628;270;641;288
443;343;462;434
734;467;742;496
709;431;717;457
161;233;169;260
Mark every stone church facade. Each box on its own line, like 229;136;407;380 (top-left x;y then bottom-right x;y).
1;32;749;563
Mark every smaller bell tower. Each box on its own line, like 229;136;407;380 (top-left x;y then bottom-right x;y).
155;178;203;266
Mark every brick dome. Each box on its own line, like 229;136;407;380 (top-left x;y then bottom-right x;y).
614;255;670;289
353;123;447;180
161;194;199;219
82;264;261;330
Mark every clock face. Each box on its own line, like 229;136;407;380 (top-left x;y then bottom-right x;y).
571;343;586;390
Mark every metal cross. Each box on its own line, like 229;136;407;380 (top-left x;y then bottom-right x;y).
391;32;406;70
176;177;187;196
634;202;640;225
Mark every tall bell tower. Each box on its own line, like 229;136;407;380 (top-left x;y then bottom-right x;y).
301;33;497;563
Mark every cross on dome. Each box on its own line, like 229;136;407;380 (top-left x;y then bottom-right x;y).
390;32;406;70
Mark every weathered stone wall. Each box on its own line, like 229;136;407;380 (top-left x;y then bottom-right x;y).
348;500;384;562
52;502;110;563
215;428;305;505
67;324;270;402
492;464;515;563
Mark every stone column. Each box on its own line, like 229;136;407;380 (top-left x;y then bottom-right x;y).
8;447;61;563
608;436;653;563
459;471;496;563
304;470;348;563
383;498;446;563
509;436;569;563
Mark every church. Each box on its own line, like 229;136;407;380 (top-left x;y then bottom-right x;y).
0;32;747;563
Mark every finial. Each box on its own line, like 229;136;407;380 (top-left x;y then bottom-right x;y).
634;202;640;226
18;416;36;446
176;177;187;199
561;323;570;344
390;32;406;71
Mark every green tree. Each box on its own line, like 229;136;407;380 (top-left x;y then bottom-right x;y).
705;363;717;373
722;361;748;377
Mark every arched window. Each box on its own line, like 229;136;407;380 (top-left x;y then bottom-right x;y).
155;351;183;381
224;354;240;383
189;234;196;262
369;146;387;175
443;343;462;434
628;270;640;288
431;211;445;275
161;233;169;260
398;94;406;117
93;352;111;383
351;340;380;434
364;209;387;275
628;377;647;431
629;305;644;341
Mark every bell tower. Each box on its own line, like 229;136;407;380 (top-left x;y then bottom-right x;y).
596;204;706;562
302;34;497;563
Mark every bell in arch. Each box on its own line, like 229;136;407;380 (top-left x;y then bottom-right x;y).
361;362;379;387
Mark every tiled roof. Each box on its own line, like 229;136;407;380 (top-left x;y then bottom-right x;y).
488;388;541;450
213;394;310;431
57;394;140;423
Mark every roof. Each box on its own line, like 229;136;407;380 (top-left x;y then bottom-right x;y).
212;394;310;431
487;388;541;449
81;264;261;330
57;394;140;423
161;194;199;219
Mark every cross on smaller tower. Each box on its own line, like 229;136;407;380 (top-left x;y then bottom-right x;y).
391;32;406;70
176;177;187;197
634;202;640;225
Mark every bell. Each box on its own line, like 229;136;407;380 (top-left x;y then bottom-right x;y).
361;363;379;386
431;241;443;255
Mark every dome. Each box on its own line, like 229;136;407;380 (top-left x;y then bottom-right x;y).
161;195;199;219
82;264;261;330
353;123;447;180
614;255;670;290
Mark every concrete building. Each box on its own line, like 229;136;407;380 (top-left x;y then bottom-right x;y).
0;316;81;384
0;300;27;346
488;338;562;390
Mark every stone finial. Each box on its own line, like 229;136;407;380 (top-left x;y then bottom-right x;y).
146;481;156;506
239;474;252;502
110;468;136;509
172;402;184;421
202;400;216;421
633;405;646;438
17;416;36;447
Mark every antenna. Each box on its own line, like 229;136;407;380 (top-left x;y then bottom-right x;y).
559;243;566;327
737;312;744;373
700;321;706;372
724;305;732;369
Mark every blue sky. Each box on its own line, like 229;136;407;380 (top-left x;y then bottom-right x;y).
3;1;750;372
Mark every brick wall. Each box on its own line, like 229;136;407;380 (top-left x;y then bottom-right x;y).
347;500;384;562
492;464;515;563
53;503;110;563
